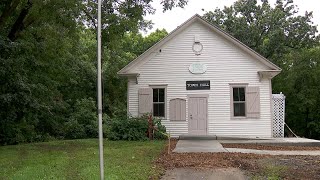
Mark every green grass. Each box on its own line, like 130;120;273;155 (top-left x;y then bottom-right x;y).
252;163;287;180
263;165;287;180
0;139;166;180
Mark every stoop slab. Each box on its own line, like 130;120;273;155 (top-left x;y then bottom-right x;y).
173;140;227;153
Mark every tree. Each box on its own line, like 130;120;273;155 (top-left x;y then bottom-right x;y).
203;0;320;139
0;0;81;41
0;0;183;144
202;0;319;64
0;0;89;144
274;47;320;138
80;0;186;47
102;29;168;118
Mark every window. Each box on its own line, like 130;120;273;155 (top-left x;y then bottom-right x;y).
233;87;246;117
153;88;165;117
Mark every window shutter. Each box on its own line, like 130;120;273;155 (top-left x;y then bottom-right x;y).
246;86;260;118
169;98;186;121
138;88;153;116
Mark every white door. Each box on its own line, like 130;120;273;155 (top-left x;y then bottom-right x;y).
188;96;207;135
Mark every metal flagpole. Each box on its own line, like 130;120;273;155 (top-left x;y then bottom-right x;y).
97;0;104;179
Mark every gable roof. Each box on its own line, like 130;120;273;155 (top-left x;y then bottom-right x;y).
118;14;281;75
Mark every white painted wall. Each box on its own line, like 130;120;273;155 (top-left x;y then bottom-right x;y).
127;22;273;138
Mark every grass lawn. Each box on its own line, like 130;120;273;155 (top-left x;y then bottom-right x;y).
0;139;166;180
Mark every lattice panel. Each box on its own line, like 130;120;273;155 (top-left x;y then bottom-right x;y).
272;94;285;138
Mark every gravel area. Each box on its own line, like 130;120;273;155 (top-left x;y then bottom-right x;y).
155;139;320;179
161;168;247;180
156;139;270;169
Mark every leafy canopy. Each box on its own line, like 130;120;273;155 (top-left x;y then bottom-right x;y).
0;0;181;145
203;0;320;139
203;0;319;63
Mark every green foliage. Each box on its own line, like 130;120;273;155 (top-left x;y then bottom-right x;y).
307;122;320;138
64;98;98;139
104;115;167;141
2;0;319;143
273;47;320;139
0;0;174;145
203;0;320;139
252;164;287;180
160;0;188;12
153;117;167;140
0;23;97;144
102;29;168;118
81;0;186;47
143;29;168;51
203;0;319;62
105;116;148;141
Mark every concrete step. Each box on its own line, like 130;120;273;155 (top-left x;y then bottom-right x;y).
173;140;227;153
216;136;271;140
179;135;271;140
179;135;217;140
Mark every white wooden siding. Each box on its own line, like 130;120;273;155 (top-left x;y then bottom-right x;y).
128;22;273;138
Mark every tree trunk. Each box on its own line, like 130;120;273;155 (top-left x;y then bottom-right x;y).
7;0;32;41
0;0;21;28
305;108;309;137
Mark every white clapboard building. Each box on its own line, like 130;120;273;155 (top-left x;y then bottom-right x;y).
118;14;281;138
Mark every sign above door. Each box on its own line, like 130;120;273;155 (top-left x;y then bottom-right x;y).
186;80;210;90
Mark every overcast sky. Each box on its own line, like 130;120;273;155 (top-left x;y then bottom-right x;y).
143;0;320;35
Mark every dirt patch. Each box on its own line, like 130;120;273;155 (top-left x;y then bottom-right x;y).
161;168;247;180
156;139;268;170
155;140;320;179
156;151;266;169
222;143;320;151
248;156;320;179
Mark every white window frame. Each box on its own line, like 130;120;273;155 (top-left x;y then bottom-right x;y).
230;83;248;119
149;85;167;119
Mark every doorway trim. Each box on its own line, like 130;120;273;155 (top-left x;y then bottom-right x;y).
187;94;209;135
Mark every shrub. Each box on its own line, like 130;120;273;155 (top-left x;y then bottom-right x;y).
153;117;167;140
64;118;86;139
307;121;320;139
104;115;167;141
105;116;148;140
64;98;98;139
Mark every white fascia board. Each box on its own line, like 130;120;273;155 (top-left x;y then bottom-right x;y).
258;70;281;80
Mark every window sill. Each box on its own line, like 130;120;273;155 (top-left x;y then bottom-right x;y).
153;116;166;120
231;116;247;120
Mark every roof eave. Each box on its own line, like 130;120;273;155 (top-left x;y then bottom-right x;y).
117;72;140;77
258;70;281;80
